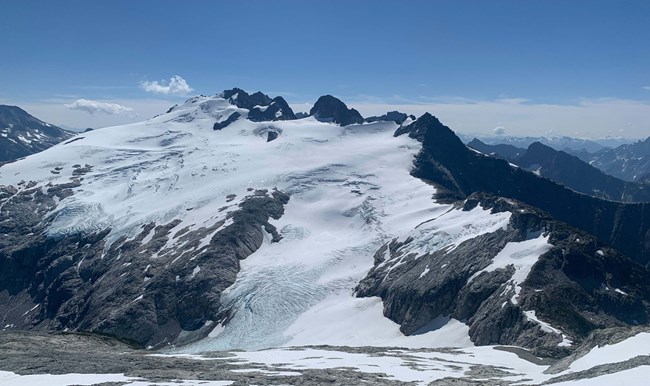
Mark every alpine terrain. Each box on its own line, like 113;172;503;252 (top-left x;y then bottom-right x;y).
1;89;649;385
0;105;74;164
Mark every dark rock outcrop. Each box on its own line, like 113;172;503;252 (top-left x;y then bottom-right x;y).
309;95;364;126
267;131;278;142
366;111;415;124
221;88;296;122
0;178;290;349
357;193;650;358
0;105;74;163
397;114;650;267
213;112;241;130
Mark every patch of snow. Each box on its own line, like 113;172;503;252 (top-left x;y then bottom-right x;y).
523;310;572;346
0;371;134;386
567;332;650;373
141;228;156;244
190;265;201;279
468;232;552;303
551;366;650;385
17;134;32;144
21;304;40;316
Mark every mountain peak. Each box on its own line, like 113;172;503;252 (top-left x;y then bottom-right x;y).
215;88;296;123
309;95;364;126
394;113;462;150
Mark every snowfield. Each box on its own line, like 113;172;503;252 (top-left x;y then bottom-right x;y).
1;94;475;350
2;93;649;384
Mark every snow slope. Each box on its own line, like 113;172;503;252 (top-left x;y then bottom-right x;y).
0;94;550;351
1;95;468;349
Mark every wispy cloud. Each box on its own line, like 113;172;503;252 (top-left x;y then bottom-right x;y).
140;75;194;96
64;99;136;116
643;86;650;90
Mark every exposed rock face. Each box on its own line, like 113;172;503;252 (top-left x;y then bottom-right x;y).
397;114;650;267
393;112;441;142
212;112;241;130
309;95;364;126
0;176;289;348
366;111;415;124
357;193;650;358
221;88;296;122
0;105;74;163
514;142;650;202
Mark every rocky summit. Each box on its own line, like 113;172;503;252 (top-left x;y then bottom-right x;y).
0;89;649;385
309;94;365;125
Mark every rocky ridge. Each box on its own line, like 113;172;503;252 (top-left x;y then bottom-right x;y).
0;166;289;348
357;192;650;358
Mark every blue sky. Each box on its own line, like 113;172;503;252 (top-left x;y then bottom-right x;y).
1;0;649;138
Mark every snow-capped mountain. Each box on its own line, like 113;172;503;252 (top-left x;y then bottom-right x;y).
1;89;649;383
0;105;74;163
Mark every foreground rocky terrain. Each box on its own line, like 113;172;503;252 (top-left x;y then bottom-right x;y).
1;329;649;385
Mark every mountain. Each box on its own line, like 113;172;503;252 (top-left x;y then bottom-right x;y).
400;114;650;266
514;142;650;202
467;138;525;161
0;105;74;163
468;139;650;202
463;135;607;153
309;95;364;125
588;137;650;182
1;89;649;379
366;111;416;124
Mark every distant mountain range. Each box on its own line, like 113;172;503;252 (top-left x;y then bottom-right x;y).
584;137;650;182
464;134;650;185
468;138;650;202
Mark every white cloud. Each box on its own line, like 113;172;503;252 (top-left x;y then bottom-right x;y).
493;126;506;135
140;75;194;95
643;86;650;90
64;99;136;116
